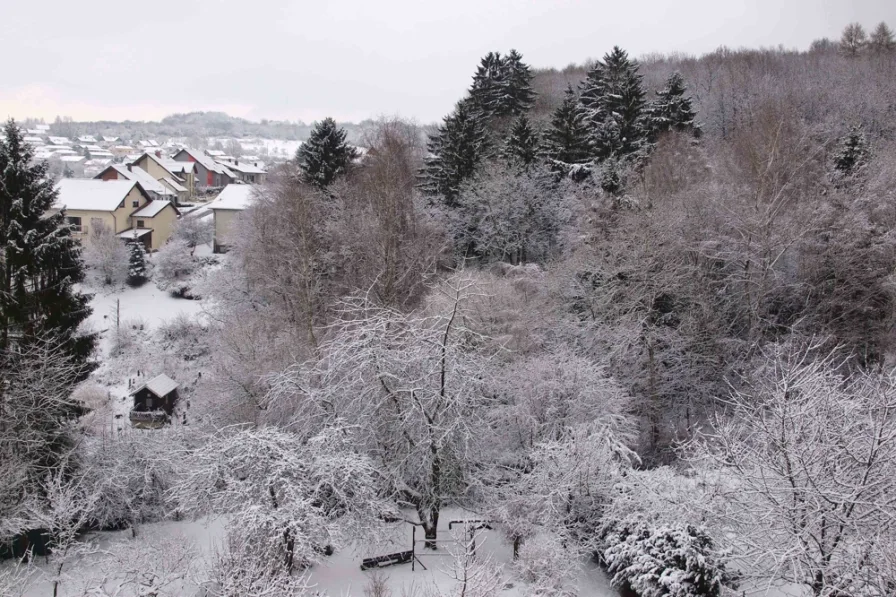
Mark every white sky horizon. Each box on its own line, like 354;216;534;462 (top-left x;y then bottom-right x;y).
3;0;894;125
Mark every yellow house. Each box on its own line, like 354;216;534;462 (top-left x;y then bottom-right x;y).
120;200;181;251
53;179;151;236
53;179;180;252
207;184;256;252
130;152;194;199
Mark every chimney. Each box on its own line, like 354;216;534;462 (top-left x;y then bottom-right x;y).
235;159;239;166
155;150;161;158
254;162;257;167
127;164;132;172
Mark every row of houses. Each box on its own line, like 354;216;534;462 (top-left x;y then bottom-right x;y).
51;158;263;253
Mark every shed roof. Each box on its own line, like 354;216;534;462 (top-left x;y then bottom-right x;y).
161;177;187;193
132;374;178;397
208;184;256;210
54;179;137;211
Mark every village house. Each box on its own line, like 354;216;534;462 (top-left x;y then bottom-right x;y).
130;152;193;201
215;158;267;184
52;179;180;251
96;163;177;202
129;373;179;428
207;184;256;252
172;148;235;191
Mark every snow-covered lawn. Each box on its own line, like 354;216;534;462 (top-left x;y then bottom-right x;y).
13;508;618;597
83;276;207;358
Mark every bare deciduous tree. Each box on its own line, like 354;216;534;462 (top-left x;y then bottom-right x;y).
692;347;896;596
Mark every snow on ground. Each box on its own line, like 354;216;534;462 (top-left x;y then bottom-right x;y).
12;509;617;597
82;254;209;358
306;507;617;597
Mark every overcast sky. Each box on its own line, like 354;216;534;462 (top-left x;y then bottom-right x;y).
2;0;893;125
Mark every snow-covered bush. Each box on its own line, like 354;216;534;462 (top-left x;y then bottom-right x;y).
154;239;198;297
515;534;579;597
171;215;212;253
603;518;735;597
170;426;394;580
78;430;181;530
83;222;129;286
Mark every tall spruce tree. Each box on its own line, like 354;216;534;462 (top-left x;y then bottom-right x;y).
501;49;536;117
469;51;506;120
579;46;649;160
542;86;593;178
419;99;490;206
295;117;359;188
502;114;541;168
647;72;700;139
870;22;895;52
0;120;94;363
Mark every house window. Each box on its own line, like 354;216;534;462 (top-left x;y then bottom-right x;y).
137;219;145;228
67;216;82;233
132;200;139;208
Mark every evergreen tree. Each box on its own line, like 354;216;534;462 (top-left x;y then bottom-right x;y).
295;117;359;189
501;49;536;117
579;46;649;160
419;99;490;206
126;240;148;287
870;22;895;53
542;86;593;178
833;125;872;179
469;51;506;119
502;114;540;168
0;120;94;363
469;50;536;121
647;72;700;139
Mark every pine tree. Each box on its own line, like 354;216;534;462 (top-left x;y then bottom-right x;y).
502;114;540;168
647;72;700;139
833;125;872;179
469;51;506;120
295;117;359;188
542;86;593;178
126;240;148;287
579;47;649;160
501;49;536;117
419;99;490;206
0;120;94;363
870;22;895;53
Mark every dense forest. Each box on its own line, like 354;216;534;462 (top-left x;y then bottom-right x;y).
3;21;896;597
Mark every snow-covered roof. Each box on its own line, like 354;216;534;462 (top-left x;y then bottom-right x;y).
91;151;114;158
60;155;86;163
105;164;171;196
36;124;50;131
131;373;178;397
205;149;225;157
132;200;175;218
54;179;137;211
177;148;234;178
48;137;70;145
162;160;194;174
161;176;187;193
208;184;256;210
218;160;266;174
102;136;119;142
23;136;45;144
78;135;97;143
118;228;153;240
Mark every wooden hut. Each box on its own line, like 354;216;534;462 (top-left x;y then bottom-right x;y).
129;373;178;427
